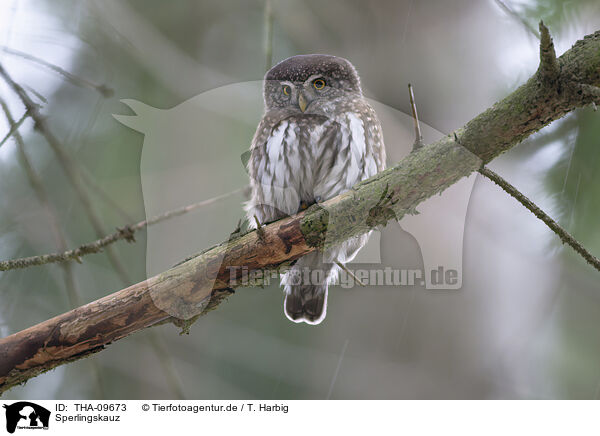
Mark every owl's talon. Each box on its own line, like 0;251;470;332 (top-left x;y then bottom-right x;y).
298;199;320;212
366;183;398;227
230;218;242;237
254;215;266;242
453;131;462;145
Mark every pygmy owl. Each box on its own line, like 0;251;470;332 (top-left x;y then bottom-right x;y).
246;54;386;325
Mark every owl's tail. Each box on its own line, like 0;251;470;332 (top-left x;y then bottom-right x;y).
284;284;328;325
282;251;335;325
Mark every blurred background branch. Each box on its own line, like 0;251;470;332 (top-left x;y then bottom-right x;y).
493;0;540;38
0;62;133;283
1;46;114;97
0;187;245;271
0;95;106;397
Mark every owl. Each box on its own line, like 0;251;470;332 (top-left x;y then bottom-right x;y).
246;54;386;325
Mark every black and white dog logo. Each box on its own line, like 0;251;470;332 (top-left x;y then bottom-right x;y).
3;402;50;433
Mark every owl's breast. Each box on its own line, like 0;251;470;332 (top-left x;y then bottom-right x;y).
261;115;332;199
253;110;374;216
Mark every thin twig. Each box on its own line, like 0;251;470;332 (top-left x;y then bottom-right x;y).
263;0;274;72
493;0;540;39
0;109;28;148
335;260;366;287
408;83;424;151
23;85;48;104
0;187;245;271
1;46;114;97
479;166;600;272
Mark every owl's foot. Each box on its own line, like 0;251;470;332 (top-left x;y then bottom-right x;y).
230;218;242;237
299;201;309;211
298;197;322;213
411;141;424;153
253;215;266;242
453;131;463;145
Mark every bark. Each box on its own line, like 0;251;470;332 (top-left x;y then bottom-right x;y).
1;24;599;394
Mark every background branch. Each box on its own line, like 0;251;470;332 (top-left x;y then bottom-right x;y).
0;110;28;148
493;0;540;38
479;167;600;272
263;0;274;72
0;57;185;398
0;62;134;284
0;96;106;398
0;187;245;271
1;46;114;97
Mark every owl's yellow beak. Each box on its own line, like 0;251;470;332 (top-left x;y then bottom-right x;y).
298;92;308;112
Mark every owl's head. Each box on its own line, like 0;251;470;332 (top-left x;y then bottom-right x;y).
263;54;362;115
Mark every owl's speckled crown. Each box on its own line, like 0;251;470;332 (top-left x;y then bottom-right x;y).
265;54;361;92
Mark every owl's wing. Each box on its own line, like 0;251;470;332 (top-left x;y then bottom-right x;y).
314;101;386;201
358;101;386;175
313;101;387;264
245;117;298;224
247;117;271;189
246;117;270;223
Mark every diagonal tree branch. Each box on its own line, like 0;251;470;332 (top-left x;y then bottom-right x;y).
1;24;600;394
478;167;600;271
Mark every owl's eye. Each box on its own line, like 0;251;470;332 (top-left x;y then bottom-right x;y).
282;85;291;96
313;79;326;90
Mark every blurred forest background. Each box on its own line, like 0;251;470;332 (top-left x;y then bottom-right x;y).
0;0;599;399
